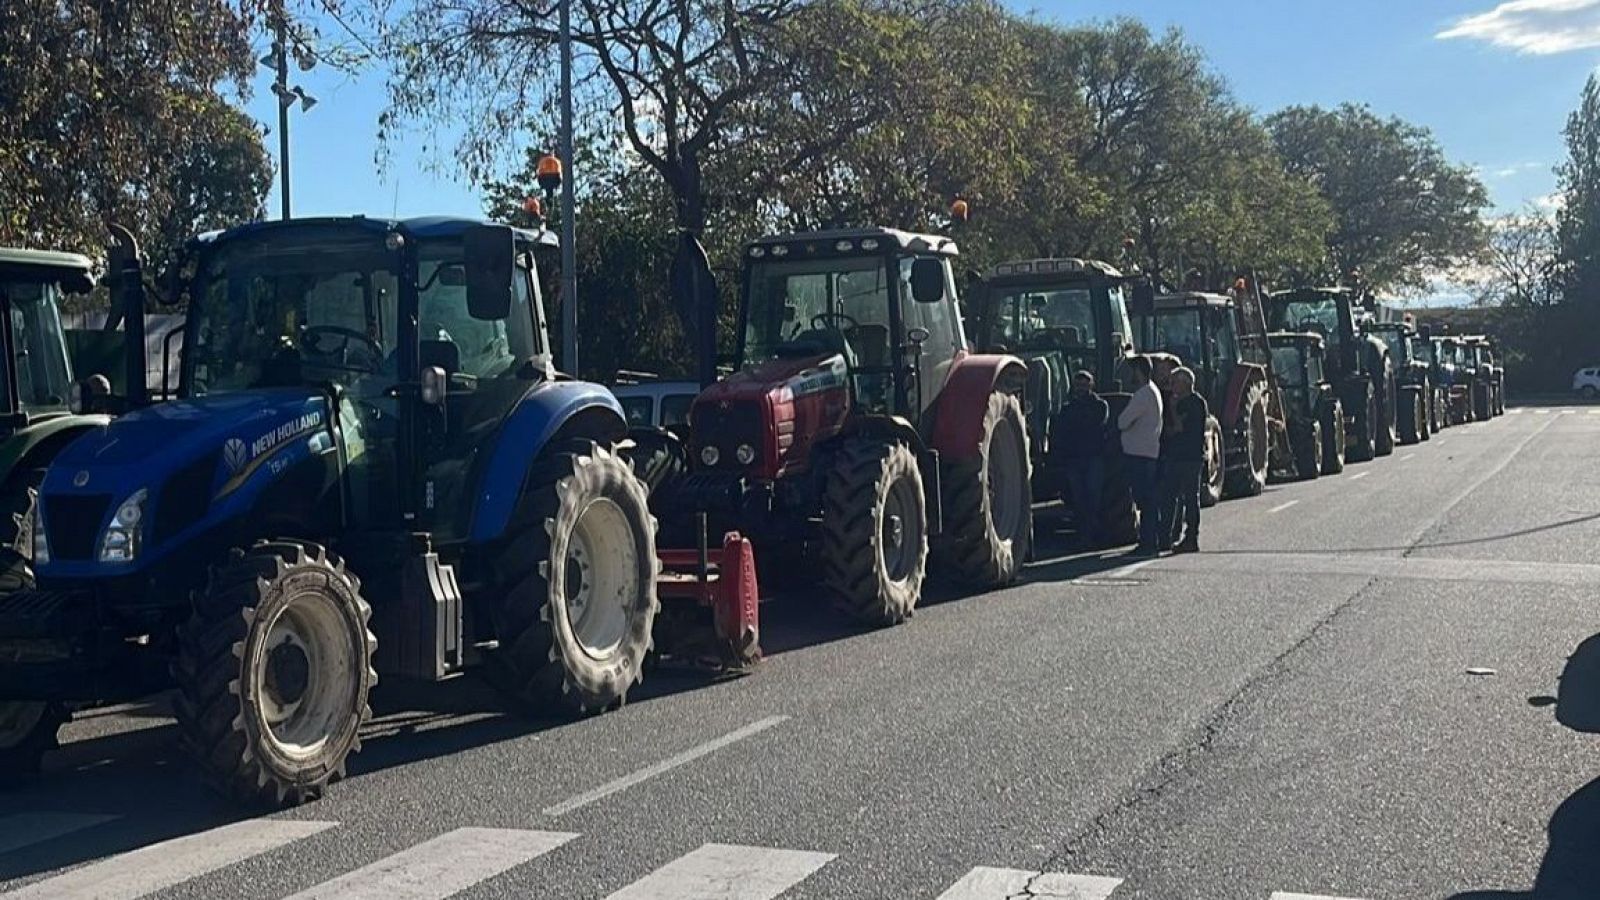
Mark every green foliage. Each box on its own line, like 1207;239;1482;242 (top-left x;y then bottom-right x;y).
1267;103;1489;294
0;1;272;264
1557;76;1600;305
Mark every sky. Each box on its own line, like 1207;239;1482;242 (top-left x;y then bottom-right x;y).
244;0;1600;221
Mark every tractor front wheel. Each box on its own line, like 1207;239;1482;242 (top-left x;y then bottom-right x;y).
936;392;1031;589
175;540;375;807
823;440;927;626
1223;383;1269;498
1322;400;1347;475
0;701;67;784
1349;387;1377;463
1294;421;1323;481
1200;416;1224;507
489;442;658;716
1375;376;1398;457
1397;389;1422;445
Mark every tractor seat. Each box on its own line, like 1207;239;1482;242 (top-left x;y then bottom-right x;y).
847;323;890;369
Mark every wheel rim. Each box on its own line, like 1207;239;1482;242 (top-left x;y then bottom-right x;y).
1205;424;1223;492
564;497;638;660
881;472;923;583
1250;405;1268;476
256;590;358;761
987;418;1025;540
0;702;46;749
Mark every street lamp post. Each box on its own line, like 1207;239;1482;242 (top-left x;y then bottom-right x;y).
263;16;317;221
558;0;578;374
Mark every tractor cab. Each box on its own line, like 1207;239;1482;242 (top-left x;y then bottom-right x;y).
0;249;95;432
1131;292;1239;411
1267;331;1346;477
970;258;1134;389
1267;332;1330;417
1266;287;1397;462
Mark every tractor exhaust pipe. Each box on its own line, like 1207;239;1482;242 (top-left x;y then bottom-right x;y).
107;224;149;409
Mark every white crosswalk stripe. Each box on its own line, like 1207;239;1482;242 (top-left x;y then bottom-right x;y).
283;827;577;900
0;813;118;856
1271;892;1368;900
602;843;836;900
2;818;335;900
935;865;1124;899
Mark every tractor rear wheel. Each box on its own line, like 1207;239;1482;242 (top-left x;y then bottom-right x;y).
1294;421;1323;481
1397;389;1421;445
1349;387;1377;463
1375;376;1398;457
936;392;1031;589
0;550;63;784
1473;383;1492;423
488;442;658;716
1224;383;1269;498
822;440;926;626
1321;400;1347;475
1200;416;1224;507
175;540;375;807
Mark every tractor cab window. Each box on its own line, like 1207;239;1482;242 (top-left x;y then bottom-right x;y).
1272;346;1305;388
1307;349;1325;385
993;286;1097;352
1279;299;1340;349
190;236;401;396
1375;329;1407;364
1412;337;1433;364
1209;309;1238;366
744;254;895;409
416;243;537;382
0;276;73;413
1140;310;1203;366
1107;285;1132;347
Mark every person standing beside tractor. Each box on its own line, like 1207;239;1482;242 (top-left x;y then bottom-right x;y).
1117;355;1164;556
1161;367;1208;554
1059;370;1110;548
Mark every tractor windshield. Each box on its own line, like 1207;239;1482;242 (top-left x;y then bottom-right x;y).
0;274;74;414
990;286;1097;352
743;255;893;370
1374;329;1408;363
1138;309;1203;365
1271;345;1306;389
1276;298;1341;351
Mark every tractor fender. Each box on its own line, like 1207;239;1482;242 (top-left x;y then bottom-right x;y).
927;353;1028;463
0;414;111;490
467;381;628;543
1221;364;1267;431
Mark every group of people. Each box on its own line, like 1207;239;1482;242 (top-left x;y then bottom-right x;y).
1058;356;1209;557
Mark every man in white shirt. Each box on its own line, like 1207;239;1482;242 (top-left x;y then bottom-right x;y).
1117;355;1164;556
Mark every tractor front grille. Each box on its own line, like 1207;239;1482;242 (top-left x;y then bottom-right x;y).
45;494;111;561
691;400;764;470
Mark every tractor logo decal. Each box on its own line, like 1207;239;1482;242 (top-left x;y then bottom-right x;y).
223;438;248;475
791;356;848;399
214;409;327;500
72;471;89;487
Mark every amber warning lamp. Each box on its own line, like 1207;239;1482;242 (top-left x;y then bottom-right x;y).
950;197;970;223
536;154;564;193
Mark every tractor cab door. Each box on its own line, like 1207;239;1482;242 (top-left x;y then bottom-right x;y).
412;240;546;542
898;255;963;418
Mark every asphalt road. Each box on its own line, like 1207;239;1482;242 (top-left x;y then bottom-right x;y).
4;404;1599;900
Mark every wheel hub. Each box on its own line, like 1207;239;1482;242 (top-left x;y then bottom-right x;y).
885;513;904;551
563;497;637;660
267;638;311;707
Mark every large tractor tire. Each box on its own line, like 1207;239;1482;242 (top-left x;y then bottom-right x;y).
1348;385;1377;463
822;440;927;626
1293;421;1323;481
1322;400;1347;475
174;540;376;807
1472;383;1492;423
1223;383;1270;499
1374;376;1398;457
1397;388;1422;445
936;392;1032;589
488;442;658;717
0;548;67;785
0;468;43;555
1200;416;1224;508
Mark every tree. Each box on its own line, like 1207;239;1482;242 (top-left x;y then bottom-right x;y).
1267;103;1489;294
0;1;272;261
1464;209;1559;309
1557;75;1600;307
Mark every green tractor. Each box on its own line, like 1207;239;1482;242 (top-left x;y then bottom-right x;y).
1363;319;1431;445
1265;288;1396;463
1267;332;1346;478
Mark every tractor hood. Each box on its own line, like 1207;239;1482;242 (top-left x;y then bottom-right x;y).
37;389;334;575
691;353;850;479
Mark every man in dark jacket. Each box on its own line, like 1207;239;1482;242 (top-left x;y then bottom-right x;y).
1059;370;1110;547
1160;366;1208;553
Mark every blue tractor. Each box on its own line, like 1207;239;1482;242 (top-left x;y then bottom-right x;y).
0;217;660;805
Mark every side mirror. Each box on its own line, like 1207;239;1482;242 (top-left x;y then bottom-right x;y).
1129;279;1156;316
909;258;946;304
420;365;448;406
906;326;931;345
462;225;515;321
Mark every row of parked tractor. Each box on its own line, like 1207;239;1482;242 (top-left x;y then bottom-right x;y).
0;216;1505;810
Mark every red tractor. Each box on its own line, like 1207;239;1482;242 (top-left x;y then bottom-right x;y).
644;228;1033;626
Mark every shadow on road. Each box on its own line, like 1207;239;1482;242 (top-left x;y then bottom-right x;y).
1189;511;1600;557
1448;632;1600;899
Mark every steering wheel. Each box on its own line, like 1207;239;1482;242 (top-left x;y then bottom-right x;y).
810;312;861;335
300;325;382;368
1297;318;1328;337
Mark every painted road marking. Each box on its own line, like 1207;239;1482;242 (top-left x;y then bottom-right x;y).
1347;471;1370;481
1589;409;1600;415
0;813;119;856
603;843;835;900
543;716;789;816
283;828;577;900
1508;408;1524;414
935;865;1124;899
1100;557;1159;580
4;818;336;899
1268;500;1300;514
1271;893;1370;900
1400;453;1415;461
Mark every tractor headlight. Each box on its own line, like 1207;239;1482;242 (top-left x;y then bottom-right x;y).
700;445;721;467
98;489;148;563
735;443;756;466
30;503;48;565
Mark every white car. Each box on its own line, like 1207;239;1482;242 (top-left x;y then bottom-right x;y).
1575;367;1600;399
611;380;700;428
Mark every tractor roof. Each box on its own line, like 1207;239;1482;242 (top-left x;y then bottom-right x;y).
1153;291;1231;310
1366;320;1415;334
194;215;555;247
750;227;958;257
1267;331;1325;350
0;247;94;275
987;258;1122;279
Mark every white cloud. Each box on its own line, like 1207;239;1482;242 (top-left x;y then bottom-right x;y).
1534;190;1566;212
1439;0;1600;54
